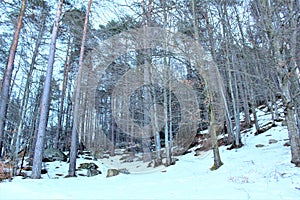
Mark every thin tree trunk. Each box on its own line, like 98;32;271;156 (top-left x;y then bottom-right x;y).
140;0;153;163
54;37;71;149
262;0;300;166
0;0;26;157
209;104;223;170
204;0;233;143
220;2;241;148
162;0;171;166
15;12;46;155
64;86;72;151
31;0;63;179
68;0;92;177
286;104;300;166
192;0;222;168
150;69;161;166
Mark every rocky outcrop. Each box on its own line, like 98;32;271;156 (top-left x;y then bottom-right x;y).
43;148;67;162
79;162;98;170
78;162;101;177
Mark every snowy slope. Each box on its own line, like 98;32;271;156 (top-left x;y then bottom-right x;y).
0;107;299;199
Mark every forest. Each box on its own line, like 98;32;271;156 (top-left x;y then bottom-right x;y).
0;0;299;183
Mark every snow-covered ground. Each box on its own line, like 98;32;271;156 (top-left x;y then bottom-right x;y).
0;106;299;199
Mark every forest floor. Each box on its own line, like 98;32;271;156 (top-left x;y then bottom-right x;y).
0;103;300;199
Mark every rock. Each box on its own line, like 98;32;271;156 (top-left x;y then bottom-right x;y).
55;173;64;177
255;144;265;148
92;149;105;159
269;139;278;144
265;134;272;137
42;158;51;162
43;148;67;162
106;169;119;177
119;156;128;161
93;150;110;159
79;162;98;170
87;168;101;177
254;122;274;136
41;169;47;174
121;157;134;163
119;168;130;174
283;142;291;147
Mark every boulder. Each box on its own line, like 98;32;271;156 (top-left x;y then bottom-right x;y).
269;139;278;144
106;169;119;177
79;162;98;170
43;148;67;162
119;168;130;174
87;168;101;177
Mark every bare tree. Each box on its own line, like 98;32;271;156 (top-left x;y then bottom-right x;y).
14;4;48;157
0;0;26;157
31;0;63;179
192;0;223;169
68;0;92;177
250;0;300;166
54;36;71;149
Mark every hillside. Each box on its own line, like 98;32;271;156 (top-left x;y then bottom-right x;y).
0;105;299;199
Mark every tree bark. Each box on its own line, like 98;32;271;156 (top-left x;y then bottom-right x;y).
0;0;26;157
209;103;223;170
15;10;47;156
68;0;92;177
192;0;222;168
286;104;300;166
31;0;63;179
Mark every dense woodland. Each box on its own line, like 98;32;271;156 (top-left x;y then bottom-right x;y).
0;0;299;180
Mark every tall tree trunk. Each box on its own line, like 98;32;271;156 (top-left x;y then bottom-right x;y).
286;103;300;166
0;0;26;157
140;0;153;163
204;0;233;144
219;2;241;148
149;66;161;165
31;0;63;179
209;103;223;170
68;0;92;177
54;37;71;149
162;0;171;167
64;85;72;151
15;11;46;156
192;0;222;168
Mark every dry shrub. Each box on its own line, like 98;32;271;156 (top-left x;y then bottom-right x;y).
0;160;13;181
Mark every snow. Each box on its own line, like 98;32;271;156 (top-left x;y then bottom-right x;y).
1;106;300;199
